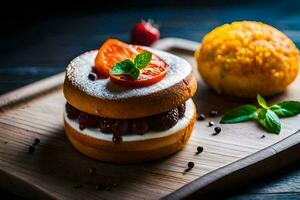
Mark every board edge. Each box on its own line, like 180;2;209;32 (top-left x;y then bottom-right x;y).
0;72;65;112
162;129;300;200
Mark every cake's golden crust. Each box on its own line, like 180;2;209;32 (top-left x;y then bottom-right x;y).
64;108;196;164
63;72;196;119
195;21;299;98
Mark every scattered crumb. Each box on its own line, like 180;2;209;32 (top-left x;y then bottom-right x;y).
95;184;105;191
89;167;96;176
33;138;40;146
28;145;35;153
74;183;83;189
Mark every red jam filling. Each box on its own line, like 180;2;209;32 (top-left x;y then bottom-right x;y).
65;103;185;144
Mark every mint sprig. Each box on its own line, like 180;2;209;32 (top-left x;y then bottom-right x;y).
257;108;281;134
109;59;134;75
220;94;300;134
270;101;300;117
220;105;257;123
257;94;269;109
109;52;152;80
134;52;152;69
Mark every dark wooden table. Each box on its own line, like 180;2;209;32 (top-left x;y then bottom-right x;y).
1;1;300;199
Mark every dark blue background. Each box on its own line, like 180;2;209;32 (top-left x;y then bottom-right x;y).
0;0;300;199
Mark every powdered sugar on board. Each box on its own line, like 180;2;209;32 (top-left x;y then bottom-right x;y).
66;48;192;100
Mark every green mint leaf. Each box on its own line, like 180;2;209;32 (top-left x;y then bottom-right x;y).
134;52;152;69
110;59;135;75
257;94;269;109
220;104;257;123
257;108;281;134
110;52;152;80
270;101;300;117
130;68;140;80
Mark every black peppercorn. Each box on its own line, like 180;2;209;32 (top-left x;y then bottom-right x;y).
210;110;218;117
88;73;97;81
33;138;40;146
105;185;113;191
196;146;204;154
188;161;194;169
208;121;214;127
214;127;221;133
28;145;35;153
197;114;205;121
95;184;104;191
75;183;83;189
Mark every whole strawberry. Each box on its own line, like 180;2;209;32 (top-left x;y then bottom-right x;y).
131;19;160;46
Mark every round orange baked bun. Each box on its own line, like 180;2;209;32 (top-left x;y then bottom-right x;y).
195;21;299;98
64;99;196;164
64;48;196;119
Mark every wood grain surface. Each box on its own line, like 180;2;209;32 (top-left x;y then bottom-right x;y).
0;39;299;200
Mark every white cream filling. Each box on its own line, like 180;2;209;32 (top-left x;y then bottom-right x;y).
64;99;195;142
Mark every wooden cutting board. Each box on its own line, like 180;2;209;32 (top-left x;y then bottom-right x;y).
0;38;299;200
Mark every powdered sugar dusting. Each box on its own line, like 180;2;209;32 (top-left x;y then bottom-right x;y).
66;48;191;100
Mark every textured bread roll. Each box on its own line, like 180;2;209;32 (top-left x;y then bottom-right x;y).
195;21;299;98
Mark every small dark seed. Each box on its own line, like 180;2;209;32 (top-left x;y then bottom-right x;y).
33;138;40;145
28;145;35;153
208;121;214;127
79;124;85;130
214;127;221;133
197;114;205;121
188;161;194;169
261;135;266;139
95;184;104;191
88;72;97;81
210;110;218;117
112;134;122;144
89;167;96;175
4;141;7;144
75;183;83;189
105;185;112;191
197;146;203;154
